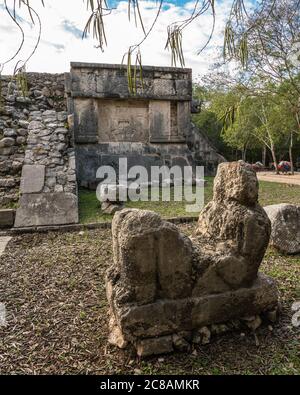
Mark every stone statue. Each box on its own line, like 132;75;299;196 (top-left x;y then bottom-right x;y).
106;161;278;356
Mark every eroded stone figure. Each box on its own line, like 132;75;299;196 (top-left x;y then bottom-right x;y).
193;161;271;295
106;161;278;356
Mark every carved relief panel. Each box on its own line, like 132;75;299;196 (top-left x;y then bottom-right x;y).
97;99;149;143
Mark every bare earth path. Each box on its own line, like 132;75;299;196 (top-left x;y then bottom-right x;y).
257;172;300;186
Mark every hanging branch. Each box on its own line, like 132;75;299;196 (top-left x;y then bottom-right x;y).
1;0;25;68
165;0;216;67
0;0;44;98
83;0;115;51
122;0;163;94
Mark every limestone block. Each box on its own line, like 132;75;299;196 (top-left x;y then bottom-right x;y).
153;79;175;96
20;165;45;194
264;203;300;254
96;99;149;143
177;101;190;139
175;80;192;97
14;193;79;227
149;101;171;141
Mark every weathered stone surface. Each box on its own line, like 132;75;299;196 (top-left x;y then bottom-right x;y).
107;162;278;356
172;334;191;352
0;137;15;147
194;161;271;294
108;273;277;341
136;336;173;357
14;193;78;227
20;165;45;194
71;62;192;100
71;62;224;190
264;204;300;255
0;209;15;228
109;209;193;306
0;72;67;208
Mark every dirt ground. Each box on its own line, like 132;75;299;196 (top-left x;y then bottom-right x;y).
257;172;300;186
0;225;299;375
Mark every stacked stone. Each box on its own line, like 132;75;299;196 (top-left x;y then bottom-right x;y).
25;110;76;194
0;73;66;207
0;85;29;206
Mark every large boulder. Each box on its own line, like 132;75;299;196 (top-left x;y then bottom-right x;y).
264;204;300;255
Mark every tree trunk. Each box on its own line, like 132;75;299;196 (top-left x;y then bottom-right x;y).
289;131;294;175
242;148;247;162
262;145;267;167
271;145;279;174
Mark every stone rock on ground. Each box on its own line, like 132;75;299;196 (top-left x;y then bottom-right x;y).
264;204;300;255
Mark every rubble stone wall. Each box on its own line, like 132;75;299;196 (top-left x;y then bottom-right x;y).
0;73;66;208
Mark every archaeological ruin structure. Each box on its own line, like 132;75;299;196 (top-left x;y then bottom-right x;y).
66;63;224;189
0;63;224;228
107;161;279;357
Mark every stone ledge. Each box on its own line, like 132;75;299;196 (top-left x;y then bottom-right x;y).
109;273;278;343
70;91;192;101
70;62;192;74
0;215;197;235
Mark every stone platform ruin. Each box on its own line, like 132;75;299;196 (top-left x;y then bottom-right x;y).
106;162;278;357
0;63;224;228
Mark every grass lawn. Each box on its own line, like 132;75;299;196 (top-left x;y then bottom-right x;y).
79;178;300;224
0;224;299;374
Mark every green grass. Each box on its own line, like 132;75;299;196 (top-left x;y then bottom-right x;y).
78;178;300;224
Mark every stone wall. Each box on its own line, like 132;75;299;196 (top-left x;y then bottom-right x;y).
68;63;225;188
0;73;66;208
23;110;76;195
0;65;225;227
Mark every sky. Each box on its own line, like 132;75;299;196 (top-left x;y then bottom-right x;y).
0;0;234;80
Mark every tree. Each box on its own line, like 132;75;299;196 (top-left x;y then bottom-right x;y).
222;0;300;170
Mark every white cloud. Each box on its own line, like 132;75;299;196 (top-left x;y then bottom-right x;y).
0;0;231;79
